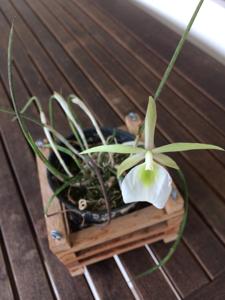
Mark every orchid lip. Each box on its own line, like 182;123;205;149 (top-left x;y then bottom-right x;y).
121;162;172;209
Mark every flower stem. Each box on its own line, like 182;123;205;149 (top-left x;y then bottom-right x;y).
154;0;204;101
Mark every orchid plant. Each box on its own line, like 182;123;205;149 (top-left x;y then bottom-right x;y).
81;97;223;209
1;0;221;214
1;0;223;277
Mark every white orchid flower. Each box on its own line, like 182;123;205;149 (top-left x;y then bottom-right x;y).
81;97;223;209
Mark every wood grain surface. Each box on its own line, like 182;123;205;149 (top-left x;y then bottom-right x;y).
0;0;224;298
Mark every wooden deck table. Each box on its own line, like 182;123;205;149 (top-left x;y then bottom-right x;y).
0;0;225;299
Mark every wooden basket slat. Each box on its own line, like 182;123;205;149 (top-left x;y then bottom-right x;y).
69;203;183;253
36;148;71;253
68;230;176;275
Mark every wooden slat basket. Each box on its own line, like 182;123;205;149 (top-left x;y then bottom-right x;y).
36;114;184;276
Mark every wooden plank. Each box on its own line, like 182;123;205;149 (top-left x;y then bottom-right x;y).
0;19;43;139
0;0;92;134
0;11;72;135
0;234;15;300
183;206;225;279
41;0;150;115
119;248;178;300
94;0;225;110
151;241;209;298
74;0;225;137
0;11;50;108
87;258;134;300
186;273;225;300
0;0;81;136
0;0;73;97
182;161;225;243
0;140;54;300
22;0;139;122
8;0;120;128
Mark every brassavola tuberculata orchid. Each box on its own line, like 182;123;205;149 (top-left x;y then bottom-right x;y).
81;97;223;209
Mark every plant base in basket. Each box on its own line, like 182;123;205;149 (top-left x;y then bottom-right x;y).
36;116;184;277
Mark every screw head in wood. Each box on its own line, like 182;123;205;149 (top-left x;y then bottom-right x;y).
35;139;45;148
51;230;62;240
35;138;48;148
128;112;138;121
171;187;178;200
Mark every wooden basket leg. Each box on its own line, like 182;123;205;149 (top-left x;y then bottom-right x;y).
36;147;71;252
163;215;183;243
57;252;84;276
163;186;184;243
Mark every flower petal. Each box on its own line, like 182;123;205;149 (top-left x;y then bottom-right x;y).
117;152;145;177
153;153;179;170
121;163;172;209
